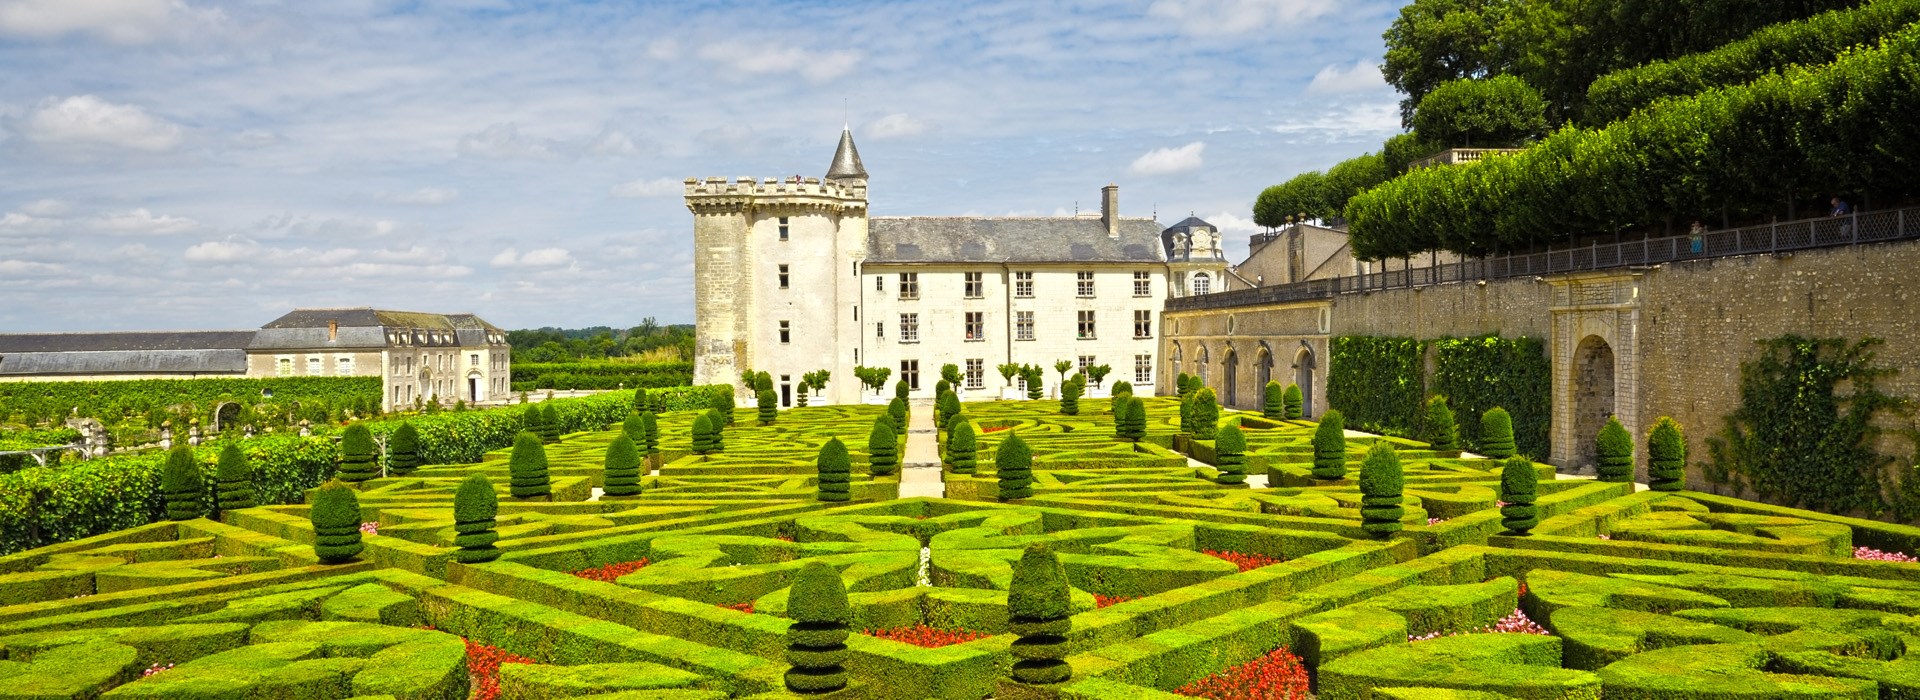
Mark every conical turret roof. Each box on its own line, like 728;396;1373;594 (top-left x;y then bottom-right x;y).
825;127;867;181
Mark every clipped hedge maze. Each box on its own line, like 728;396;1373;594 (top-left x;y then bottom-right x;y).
5;399;1920;699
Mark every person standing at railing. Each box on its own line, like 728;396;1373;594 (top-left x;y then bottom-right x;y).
1831;197;1853;217
1688;221;1706;255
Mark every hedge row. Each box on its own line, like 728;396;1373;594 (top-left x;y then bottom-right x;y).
1428;335;1551;459
1325;337;1425;438
0;376;381;429
508;361;693;391
1345;23;1920;260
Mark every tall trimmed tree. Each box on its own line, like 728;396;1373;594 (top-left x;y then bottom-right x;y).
388;423;422;476
337;424;378;483
639;411;661;465
1117;396;1147;442
936;389;961;431
1424;395;1459;453
215;442;254;513
604;434;643;497
1023;366;1045;401
1647;417;1687;492
1263;381;1285;419
817;438;852;503
1190;388;1220;440
1215;424;1247;485
1359;442;1405;538
162;446;206;521
523;405;547;443
1596;417;1634;483
867;418;899;477
711;388;736;425
947;419;977;474
887;397;909;436
622;414;648;447
310;480;363;564
1109;381;1134;415
1059;376;1083;415
1284;384;1304;419
1313;410;1348;481
1499;456;1539;535
1479;407;1516;459
784;561;851;694
453;474;501;563
508;432;551;499
1006;544;1073;686
997;433;1034;500
539;403;562;442
1177;373;1196;399
757;389;778;425
705;409;727;451
691;414;718;455
895;379;910;402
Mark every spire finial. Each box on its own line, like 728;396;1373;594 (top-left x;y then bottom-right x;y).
825;126;866;182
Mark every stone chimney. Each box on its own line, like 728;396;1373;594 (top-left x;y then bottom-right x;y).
328;319;338;342
1101;184;1119;238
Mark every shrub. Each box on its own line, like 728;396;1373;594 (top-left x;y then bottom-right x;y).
621;414;647;448
1117;396;1147;442
310;480;362;564
1263;381;1285;419
522;405;547;443
784;561;851;693
1180;393;1196;435
1024;367;1045;401
639;411;660;459
895;380;910;402
1177;373;1195;399
710;388;736;425
935;379;952;399
887;398;908;436
867;418;899;477
997;433;1033;501
1359;442;1405;538
1500;456;1539;535
603;435;643;498
817;438;851;503
1312;410;1347;481
1110;381;1134;415
1215;424;1247;485
948;419;978;474
1412;75;1548;148
1190;388;1220;440
1596;417;1634;483
1060;376;1083;416
388;423;421;475
1284;383;1304;419
214;442;254;512
941;363;963;386
1648;417;1687;492
1424;395;1459;452
508;432;551;499
757;389;777;426
453;474;501;563
1480;407;1516;459
754;371;773;393
337;424;378;483
936;390;961;431
705;409;727;451
690;414;718;455
1007;544;1072;686
161;446;205;521
539;403;562;442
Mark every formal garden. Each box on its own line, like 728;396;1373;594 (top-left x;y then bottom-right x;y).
2;376;1919;700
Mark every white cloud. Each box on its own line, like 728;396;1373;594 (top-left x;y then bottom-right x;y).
457;122;560;161
0;0;224;44
378;187;461;205
248;213;397;240
0;259;65;275
183;238;254;263
16;95;184;152
1307;60;1386;94
186;238;468;277
585;130;646;158
93;207;197;234
1128;141;1206;176
1269;102;1401;142
1;205;196;236
229;129;281;149
609;177;683;199
490;247;573;268
697;42;861;83
1147;0;1336;36
19;199;71;217
866;113;928;140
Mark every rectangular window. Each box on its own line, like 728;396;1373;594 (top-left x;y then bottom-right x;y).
1077;271;1095;297
900;360;920;391
1078;355;1096;374
1135;354;1153;385
875;275;884;292
1014;271;1033;298
339;357;355;374
964;312;985;341
898;273;919;300
899;313;919;343
965;359;984;390
875;321;884;340
853;305;859;321
469;354;479;367
778;216;790;241
1134;310;1153;339
964;272;983;298
1015;311;1034;341
308;357;322;375
277;357;292;376
1133;270;1152;297
1077;310;1096;339
780;320;791;344
778;264;790;289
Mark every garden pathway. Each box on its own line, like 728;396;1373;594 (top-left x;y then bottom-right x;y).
899;400;946;498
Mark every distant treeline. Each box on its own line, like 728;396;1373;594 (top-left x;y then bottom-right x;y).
508;318;694;363
509;361;693;392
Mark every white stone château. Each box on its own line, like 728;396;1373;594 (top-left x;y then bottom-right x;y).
686;129;1227;406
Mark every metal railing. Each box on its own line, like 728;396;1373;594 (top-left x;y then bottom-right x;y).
1169;206;1917;312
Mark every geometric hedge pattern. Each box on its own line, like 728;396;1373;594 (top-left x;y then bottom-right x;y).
4;396;1920;699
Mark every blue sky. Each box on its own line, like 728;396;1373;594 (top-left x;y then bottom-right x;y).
0;0;1407;332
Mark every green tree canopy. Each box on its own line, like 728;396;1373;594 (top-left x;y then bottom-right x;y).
1412;75;1548;148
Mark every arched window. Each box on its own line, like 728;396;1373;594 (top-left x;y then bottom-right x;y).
1192;273;1211;295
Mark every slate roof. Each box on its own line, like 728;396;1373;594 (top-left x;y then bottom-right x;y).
0;331;253;376
260;308;500;331
825;128;867;181
0;331;254;354
1164;216;1215;233
865;217;1169;264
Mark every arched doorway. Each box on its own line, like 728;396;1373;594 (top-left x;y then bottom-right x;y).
1572;335;1616;469
1293;345;1316;418
212;402;241;432
467;370;485;404
1169;342;1183;392
1222;348;1239;406
1255;343;1273;397
1196;345;1210;388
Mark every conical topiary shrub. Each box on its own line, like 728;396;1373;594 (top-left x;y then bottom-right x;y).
1177;373;1195;399
162;446;206;521
1006;543;1073;686
1214;424;1247;485
936;390;961;431
1312;410;1347;481
1109;381;1133;415
603;434;643;497
1284;384;1303;419
1059;377;1083;416
310;480;363;564
622;414;648;447
215;442;254;513
1424;395;1459;453
757;389;778;425
523;404;546;442
867;418;899;477
997;433;1033;501
1179;393;1196;435
1025;368;1044;401
817;438;851;503
711;389;735;425
784;561;851;694
453;474;500;563
508;431;551;499
691;414;718;455
1190;388;1220;440
1478;407;1516;459
639;411;661;466
887;397;908;436
1499;456;1539;535
705;409;727;451
895;379;910;402
1263;380;1285;419
1115;396;1146;442
1359;442;1405;538
1596;417;1634;483
948;419;977;474
539;403;562;442
389;422;422;476
1647;417;1686;492
337;424;378;483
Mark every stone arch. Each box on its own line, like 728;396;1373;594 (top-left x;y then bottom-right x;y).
1571;335;1617;470
1196;344;1210;387
1255;342;1274;399
467;369;485;404
212;402;242;433
1222;346;1240;407
1293;344;1317;419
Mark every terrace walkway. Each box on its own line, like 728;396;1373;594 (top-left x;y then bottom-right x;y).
899;401;946;498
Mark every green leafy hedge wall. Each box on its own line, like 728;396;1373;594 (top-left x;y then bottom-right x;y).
0;376;380;428
509;361;692;391
1327;337;1427;438
1430;335;1552;459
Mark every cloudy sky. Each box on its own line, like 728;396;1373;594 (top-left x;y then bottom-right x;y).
0;0;1407;332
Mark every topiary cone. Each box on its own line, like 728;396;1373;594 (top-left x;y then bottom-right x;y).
947;419;977;474
1283;383;1304;419
1358;442;1405;538
508;431;551;499
817;438;852;503
337;424;378;483
162;445;206;521
622;414;647;448
388;422;421;476
639;411;661;466
867;418;899;476
1424;395;1459;453
784;561;851;693
1121;396;1147;442
1647;417;1686;492
1499;456;1539;535
1595;417;1634;483
452;474;501;563
1262;380;1285;419
1312;410;1347;481
1479;407;1516;459
1190;388;1220;440
690;414;717;455
1214;424;1247;485
603;434;643;497
310;480;363;564
705;408;727;452
539;403;562;443
997;433;1034;500
887;397;909;436
1007;543;1073;686
215;442;255;513
757;389;778;425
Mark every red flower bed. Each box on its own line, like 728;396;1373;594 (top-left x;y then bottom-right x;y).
982;425;1009;433
776;535;795;542
570;558;649;583
721;601;755;614
1203;550;1282;572
864;624;991;648
1175;647;1312;700
1095;594;1137;608
465;639;536;700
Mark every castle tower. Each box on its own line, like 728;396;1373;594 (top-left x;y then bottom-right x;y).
686;130;869;405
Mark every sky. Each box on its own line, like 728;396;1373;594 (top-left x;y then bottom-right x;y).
0;0;1409;332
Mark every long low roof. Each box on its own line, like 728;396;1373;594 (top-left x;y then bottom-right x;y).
0;330;255;354
865;217;1169;264
0;349;248;376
